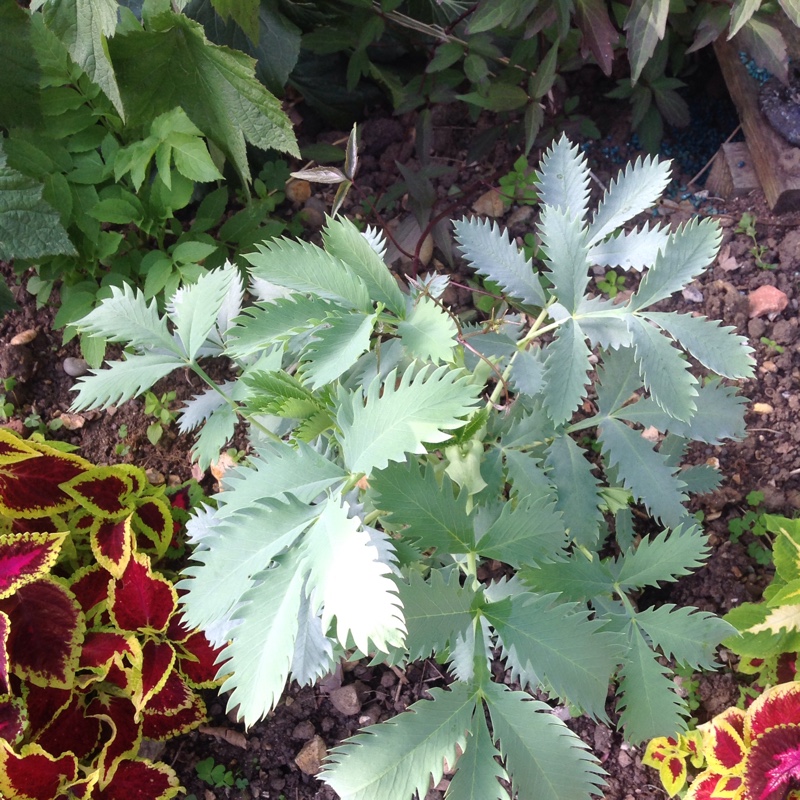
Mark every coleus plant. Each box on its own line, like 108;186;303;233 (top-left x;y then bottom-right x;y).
644;681;800;799
0;430;220;799
70;136;753;800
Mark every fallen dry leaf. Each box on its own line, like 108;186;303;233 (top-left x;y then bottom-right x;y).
472;188;505;218
198;725;248;749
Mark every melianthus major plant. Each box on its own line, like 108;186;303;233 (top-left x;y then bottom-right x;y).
69;136;754;800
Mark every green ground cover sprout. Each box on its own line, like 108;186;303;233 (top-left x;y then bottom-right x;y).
70;136;754;800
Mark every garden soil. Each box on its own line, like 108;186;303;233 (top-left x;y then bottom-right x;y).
4;70;800;800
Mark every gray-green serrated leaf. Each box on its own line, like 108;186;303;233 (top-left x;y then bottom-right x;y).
628;316;698;422
521;556;616;602
476;496;566;568
227;296;338;359
634;604;735;668
190;404;237;471
542;319;592;425
445;707;508;800
616;627;686;743
589;224;669;271
301;497;404;654
572;296;631;349
245;237;371;311
539;206;591;313
612;524;709;591
292;588;335;686
217;440;346;514
179;381;234;433
322;216;406;316
644;311;754;379
452;217;546;307
502;450;553;506
300;313;375;389
484;683;605;800
370;461;474;553
545;435;603;548
679;464;721;494
73;283;178;353
169;264;238;361
588;157;671;246
595;347;642;418
338;366;480;476
217;552;307;724
535;135;591;220
486;594;621;718
321;684;478;800
398;296;458;364
70;353;182;411
631;218;721;310
510;348;545;397
598;417;687;528
400;570;475;661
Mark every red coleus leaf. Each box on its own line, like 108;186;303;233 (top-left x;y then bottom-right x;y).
777;653;798;684
109;553;176;634
132;497;172;560
91;517;133;580
142;691;206;741
0;694;26;744
36;690;103;761
86;757;180;800
685;770;732;800
144;670;193;717
0;531;68;599
79;630;136;677
745;725;800;800
21;684;71;740
705;707;747;773
0;431;90;519
70;564;112;621
0;576;85;689
0;740;78;800
176;628;224;688
0;609;9;694
137;640;176;713
87;695;142;788
61;467;135;521
748;682;800;741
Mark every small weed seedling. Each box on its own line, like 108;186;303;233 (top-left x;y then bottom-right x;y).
728;490;773;565
498;156;539;206
195;757;249;790
735;212;774;270
115;423;131;457
144;390;178;446
0;377;16;420
760;336;784;354
596;270;626;298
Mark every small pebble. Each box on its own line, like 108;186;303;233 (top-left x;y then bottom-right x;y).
294;735;327;775
748;285;789;318
63;357;89;377
681;286;704;303
753;402;774;414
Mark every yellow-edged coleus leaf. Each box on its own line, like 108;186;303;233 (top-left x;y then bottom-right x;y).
703;706;747;774
642;735;690;796
132;496;173;559
0;575;85;690
0;611;7;694
0;740;78;800
132;640;176;716
0;694;25;745
92;756;181;799
0;531;67;599
86;694;142;788
746;681;800;740
69;563;113;624
744;723;800;800
61;466;136;521
77;629;138;685
685;769;738;800
108;552;177;635
17;682;71;740
34;689;103;762
0;430;90;518
143;689;207;741
166;615;223;688
90;515;133;580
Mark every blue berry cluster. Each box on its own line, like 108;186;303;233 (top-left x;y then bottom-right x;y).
739;51;772;85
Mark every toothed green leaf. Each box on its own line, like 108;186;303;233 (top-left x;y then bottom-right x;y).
539;206;591;313
521;556;616;602
535;135;591;220
398;296;458;364
299;313;376;389
445;707;508;800
542;319;591;425
589;224;669;270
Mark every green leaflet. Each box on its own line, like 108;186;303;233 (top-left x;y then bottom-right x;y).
521;555;616;602
589;224;669;270
245;236;371;312
633;604;735;668
300;496;405;654
483;683;605;800
535;135;590;220
398;296;458;364
444;708;507;800
191;403;238;470
452;217;546;308
542;318;591;424
370;461;474;554
485;593;622;718
338;366;480;476
616;626;686;743
595;347;642;418
539;205;591;313
322;683;478;800
399;570;475;661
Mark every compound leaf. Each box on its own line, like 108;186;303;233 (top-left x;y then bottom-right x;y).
399;570;475;661
338;366;480;476
634;604;735;668
370;461;474;554
453;217;546;308
484;683;605;800
598;417;687;528
301;497;404;655
322;683;478;800
616;626;686;743
245;236;371;312
644;311;754;379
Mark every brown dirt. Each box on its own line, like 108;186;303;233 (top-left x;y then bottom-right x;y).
5;72;800;800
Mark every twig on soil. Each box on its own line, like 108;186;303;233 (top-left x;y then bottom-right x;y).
687;124;742;187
